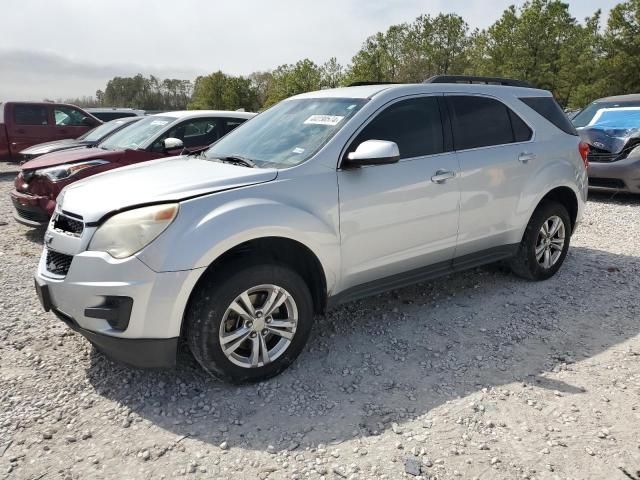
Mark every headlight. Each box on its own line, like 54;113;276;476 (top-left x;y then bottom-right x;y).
36;160;108;182
89;204;179;259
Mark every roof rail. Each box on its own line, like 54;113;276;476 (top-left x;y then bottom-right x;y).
348;81;402;87
424;75;534;88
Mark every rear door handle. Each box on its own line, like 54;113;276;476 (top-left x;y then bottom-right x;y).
431;170;456;184
518;152;536;163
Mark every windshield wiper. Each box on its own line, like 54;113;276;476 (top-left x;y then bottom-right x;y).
219;155;257;168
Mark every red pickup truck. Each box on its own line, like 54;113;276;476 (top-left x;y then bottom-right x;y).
0;102;101;161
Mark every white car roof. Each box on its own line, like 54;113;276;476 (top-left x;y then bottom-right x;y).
154;110;256;120
291;83;550;100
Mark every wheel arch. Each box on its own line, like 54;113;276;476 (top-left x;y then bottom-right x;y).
181;236;329;338
537;186;579;231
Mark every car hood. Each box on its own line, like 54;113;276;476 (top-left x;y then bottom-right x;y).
578;126;640;153
20;139;91;157
60;156;279;223
21;147;124;171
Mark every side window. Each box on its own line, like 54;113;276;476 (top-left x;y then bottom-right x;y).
348;97;444;160
53;106;88;126
224;118;246;134
154;118;221;150
519;97;578;135
13;105;48;125
447;96;531;150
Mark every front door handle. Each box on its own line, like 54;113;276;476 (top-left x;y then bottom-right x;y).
518;152;536;163
431;170;456;184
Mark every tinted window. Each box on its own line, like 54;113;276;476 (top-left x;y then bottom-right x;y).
225;118;246;134
509;110;533;142
14;105;48;126
520;97;578;135
448;96;519;150
350;97;444;159
153;118;221;150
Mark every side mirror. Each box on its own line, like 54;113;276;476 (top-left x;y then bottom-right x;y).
346;140;400;167
82;116;96;126
163;137;184;152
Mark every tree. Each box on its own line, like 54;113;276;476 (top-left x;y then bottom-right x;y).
188;71;259;111
264;59;323;106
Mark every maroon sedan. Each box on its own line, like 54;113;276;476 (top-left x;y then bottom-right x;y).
10;110;255;226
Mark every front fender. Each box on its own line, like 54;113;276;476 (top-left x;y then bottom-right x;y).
137;193;340;294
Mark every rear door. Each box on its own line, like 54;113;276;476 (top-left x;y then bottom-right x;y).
52;105;95;140
6;103;52;153
337;95;461;291
445;94;534;258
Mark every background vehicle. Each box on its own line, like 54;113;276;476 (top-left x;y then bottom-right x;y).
572;93;640;128
33;78;588;383
85;108;146;121
11;110;255;226
20;116;142;161
577;106;640;193
0;102;101;161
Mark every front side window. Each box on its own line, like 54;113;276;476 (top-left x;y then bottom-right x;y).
447;96;532;150
152;118;221;150
54;106;87;126
13;105;48;125
99;116;174;150
204;98;367;168
347;97;445;159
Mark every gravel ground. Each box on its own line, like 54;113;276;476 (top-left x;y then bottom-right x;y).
1;162;639;480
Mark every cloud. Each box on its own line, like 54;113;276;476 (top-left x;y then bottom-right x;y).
0;0;619;101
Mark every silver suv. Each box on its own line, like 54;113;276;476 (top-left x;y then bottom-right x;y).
35;77;588;383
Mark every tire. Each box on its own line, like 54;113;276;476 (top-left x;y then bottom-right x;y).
185;262;314;383
510;200;572;281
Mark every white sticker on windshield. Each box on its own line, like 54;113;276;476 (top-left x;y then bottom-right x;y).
304;115;344;126
292;147;305;154
150;120;169;126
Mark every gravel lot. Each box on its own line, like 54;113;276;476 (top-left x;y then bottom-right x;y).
1;162;639;480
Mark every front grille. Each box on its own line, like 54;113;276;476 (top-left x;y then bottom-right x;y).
52;213;84;237
587;142;639;163
589;177;626;189
46;249;73;276
11;198;50;223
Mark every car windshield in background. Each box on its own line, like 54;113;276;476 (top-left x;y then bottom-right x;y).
573;100;640;127
588;107;640;129
99;116;174;150
78;119;136;142
204;98;367;168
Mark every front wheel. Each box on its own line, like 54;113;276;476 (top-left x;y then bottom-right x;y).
186;263;314;383
510;200;572;281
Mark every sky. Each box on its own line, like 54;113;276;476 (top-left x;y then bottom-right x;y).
0;0;618;101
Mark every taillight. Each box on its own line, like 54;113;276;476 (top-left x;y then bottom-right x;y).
579;141;589;168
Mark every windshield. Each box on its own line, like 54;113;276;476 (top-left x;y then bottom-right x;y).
588;107;640;129
78;118;139;142
99;116;174;150
573;100;640;127
204;98;367;168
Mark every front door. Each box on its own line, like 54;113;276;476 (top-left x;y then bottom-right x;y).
52;105;95;140
337;95;461;292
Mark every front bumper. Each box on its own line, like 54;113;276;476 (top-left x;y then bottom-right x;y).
35;246;205;368
10;190;52;227
588;155;640;194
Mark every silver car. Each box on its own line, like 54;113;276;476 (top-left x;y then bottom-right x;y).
35;78;588;383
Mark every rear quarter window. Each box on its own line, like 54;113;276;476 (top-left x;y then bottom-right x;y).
520;97;578;136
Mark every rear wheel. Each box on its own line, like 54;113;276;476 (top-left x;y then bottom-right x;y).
186;263;313;383
510;200;571;281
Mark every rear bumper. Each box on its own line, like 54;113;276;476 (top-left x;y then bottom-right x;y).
588;156;640;194
10;189;52;226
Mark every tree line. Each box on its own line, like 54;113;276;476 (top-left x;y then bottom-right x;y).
63;0;640;111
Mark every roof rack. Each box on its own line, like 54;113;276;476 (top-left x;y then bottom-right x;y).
347;81;402;87
424;75;534;88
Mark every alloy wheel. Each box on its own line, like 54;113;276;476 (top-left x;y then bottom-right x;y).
218;284;298;368
535;215;565;269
